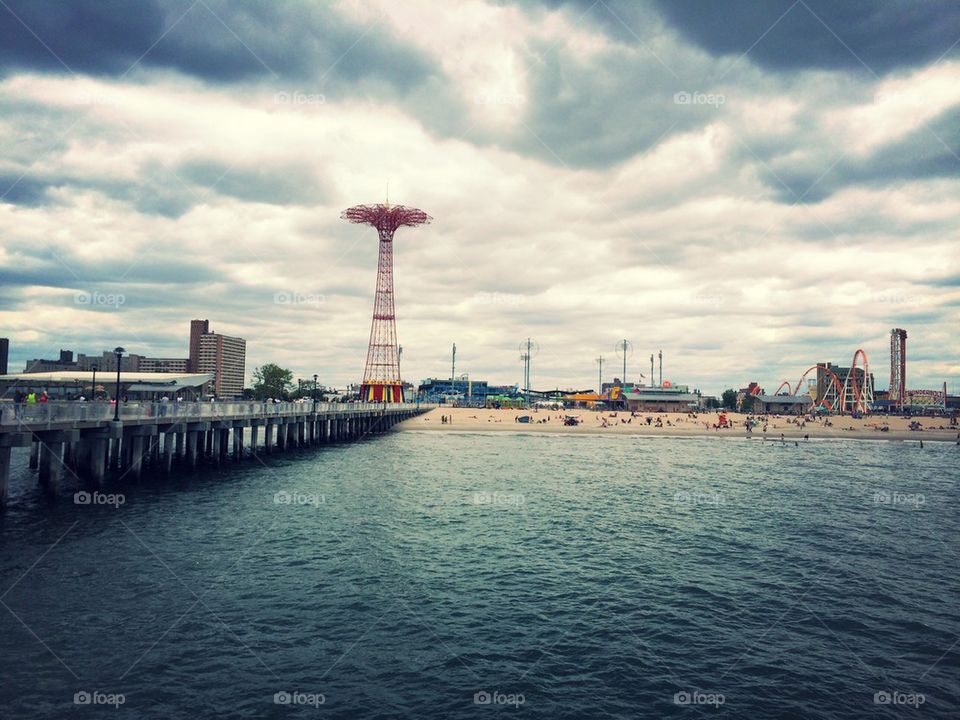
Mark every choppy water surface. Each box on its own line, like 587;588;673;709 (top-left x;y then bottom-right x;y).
0;432;957;718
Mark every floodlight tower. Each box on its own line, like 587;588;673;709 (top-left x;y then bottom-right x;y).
614;339;632;387
341;201;432;402
519;338;538;407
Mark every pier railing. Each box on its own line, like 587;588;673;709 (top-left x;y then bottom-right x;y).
0;401;429;427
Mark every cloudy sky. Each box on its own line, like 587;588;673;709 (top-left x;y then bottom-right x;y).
1;0;958;395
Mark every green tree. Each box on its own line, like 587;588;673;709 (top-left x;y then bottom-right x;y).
251;363;293;400
721;389;737;409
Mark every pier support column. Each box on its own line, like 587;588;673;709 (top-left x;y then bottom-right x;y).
129;435;145;481
250;422;261;458
162;433;174;474
232;425;244;461
90;437;110;488
150;435;160;469
37;432;77;493
29;441;39;469
175;431;185;463
125;427;155;482
0;447;10;509
185;427;200;470
110;437;121;471
0;433;30;508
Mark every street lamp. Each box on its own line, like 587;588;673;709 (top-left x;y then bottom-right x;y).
91;364;98;400
113;347;125;421
313;374;318;402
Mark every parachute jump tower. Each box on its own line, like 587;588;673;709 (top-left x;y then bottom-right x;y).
341;201;432;402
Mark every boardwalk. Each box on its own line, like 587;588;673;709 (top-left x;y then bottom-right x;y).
0;401;428;507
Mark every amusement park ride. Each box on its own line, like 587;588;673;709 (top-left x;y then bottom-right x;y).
341;200;432;402
771;349;874;413
763;329;946;414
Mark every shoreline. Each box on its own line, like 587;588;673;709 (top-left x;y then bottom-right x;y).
398;408;960;444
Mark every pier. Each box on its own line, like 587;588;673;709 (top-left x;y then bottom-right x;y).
0;401;428;507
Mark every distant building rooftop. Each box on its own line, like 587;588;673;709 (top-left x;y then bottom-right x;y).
0;371;213;386
752;394;812;405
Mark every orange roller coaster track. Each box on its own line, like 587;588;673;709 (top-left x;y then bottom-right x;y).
794;365;844;412
845;348;871;414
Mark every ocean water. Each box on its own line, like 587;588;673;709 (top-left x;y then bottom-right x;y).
0;431;957;719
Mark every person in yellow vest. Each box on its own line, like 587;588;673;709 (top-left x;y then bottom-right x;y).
27;391;36;404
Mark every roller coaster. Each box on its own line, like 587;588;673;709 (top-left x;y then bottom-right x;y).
774;348;874;414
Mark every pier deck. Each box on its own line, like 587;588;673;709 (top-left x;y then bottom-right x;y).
0;401;428;507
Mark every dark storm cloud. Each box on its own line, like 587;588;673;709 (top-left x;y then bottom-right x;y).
758;107;960;203
1;245;220;288
534;0;960;76
0;0;433;90
499;41;726;168
0;156;327;217
0;173;56;206
922;273;960;288
650;0;960;75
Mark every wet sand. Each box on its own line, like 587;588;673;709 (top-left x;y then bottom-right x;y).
399;407;960;443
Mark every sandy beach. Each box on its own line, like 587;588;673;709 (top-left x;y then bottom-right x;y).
399;407;960;443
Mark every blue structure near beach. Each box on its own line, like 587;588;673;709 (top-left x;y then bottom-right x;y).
417;378;518;404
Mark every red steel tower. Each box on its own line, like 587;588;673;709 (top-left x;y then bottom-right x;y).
341;202;431;402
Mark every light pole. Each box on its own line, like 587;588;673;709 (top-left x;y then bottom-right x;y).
91;364;98;400
113;347;125;421
596;355;604;394
313;374;318;403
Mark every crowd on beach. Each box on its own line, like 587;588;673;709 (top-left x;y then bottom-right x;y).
415;406;960;443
